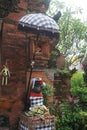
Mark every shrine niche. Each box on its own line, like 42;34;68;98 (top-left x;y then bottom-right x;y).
30;36;59;68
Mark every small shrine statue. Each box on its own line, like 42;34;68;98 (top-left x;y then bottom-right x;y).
0;65;10;86
25;77;50;118
29;77;46;110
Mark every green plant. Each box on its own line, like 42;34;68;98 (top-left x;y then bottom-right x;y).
48;103;82;130
70;70;87;129
70;71;85;88
70;71;87;110
42;84;54;97
42;84;54;105
80;111;87;129
59;103;81;130
55;68;70;76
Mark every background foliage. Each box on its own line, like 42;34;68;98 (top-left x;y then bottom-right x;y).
48;0;87;68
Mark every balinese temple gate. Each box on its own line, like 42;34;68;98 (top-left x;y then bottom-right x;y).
0;0;69;130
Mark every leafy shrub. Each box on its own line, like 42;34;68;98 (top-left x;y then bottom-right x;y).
49;103;81;130
70;71;87;107
70;70;87;129
70;71;85;88
79;111;87;130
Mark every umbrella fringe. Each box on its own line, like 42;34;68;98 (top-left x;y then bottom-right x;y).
18;24;59;39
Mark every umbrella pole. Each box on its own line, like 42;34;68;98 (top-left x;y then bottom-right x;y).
25;65;33;109
25;36;38;110
24;36;32;110
25;58;35;110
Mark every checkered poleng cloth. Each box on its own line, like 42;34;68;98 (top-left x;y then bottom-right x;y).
19;119;55;130
18;13;59;33
29;96;43;110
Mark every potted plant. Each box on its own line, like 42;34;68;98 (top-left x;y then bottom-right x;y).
42;84;54;104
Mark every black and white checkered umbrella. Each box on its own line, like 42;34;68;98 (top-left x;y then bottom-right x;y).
18;13;59;39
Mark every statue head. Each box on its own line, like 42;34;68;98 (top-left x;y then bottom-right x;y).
30;77;46;93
